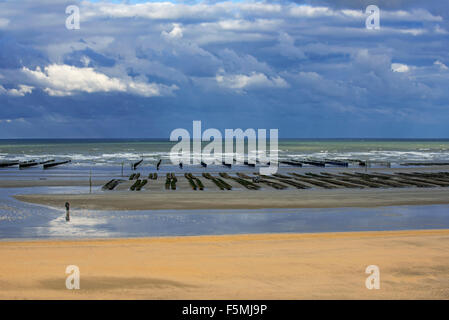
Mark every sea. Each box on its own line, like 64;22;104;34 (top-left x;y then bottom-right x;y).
0;138;448;173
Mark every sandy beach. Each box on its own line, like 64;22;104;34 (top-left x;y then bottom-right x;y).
0;230;448;299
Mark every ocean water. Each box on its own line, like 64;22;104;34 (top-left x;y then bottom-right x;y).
0;139;448;171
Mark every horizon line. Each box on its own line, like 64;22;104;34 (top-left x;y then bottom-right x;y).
0;137;449;140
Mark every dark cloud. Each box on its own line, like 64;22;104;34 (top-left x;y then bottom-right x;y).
63;47;116;68
0;36;48;68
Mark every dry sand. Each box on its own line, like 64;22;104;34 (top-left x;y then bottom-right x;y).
14;187;449;210
0;230;448;299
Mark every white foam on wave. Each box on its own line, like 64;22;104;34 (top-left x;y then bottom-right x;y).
2;147;449;167
284;150;449;162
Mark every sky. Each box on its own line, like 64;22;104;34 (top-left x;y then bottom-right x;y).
0;0;448;138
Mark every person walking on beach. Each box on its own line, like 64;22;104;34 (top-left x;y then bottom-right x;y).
65;202;70;222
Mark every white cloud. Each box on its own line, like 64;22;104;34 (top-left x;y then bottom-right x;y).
83;2;282;21
341;10;364;18
287;5;441;22
83;2;227;20
434;60;448;70
22;64;178;97
216;72;289;90
0;84;34;97
391;63;410;73
289;5;334;18
382;9;442;22
398;28;426;36
237;3;282;14
215;19;281;31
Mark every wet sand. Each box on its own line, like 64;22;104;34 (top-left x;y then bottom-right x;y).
14;188;449;210
0;230;448;299
7;166;449;210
